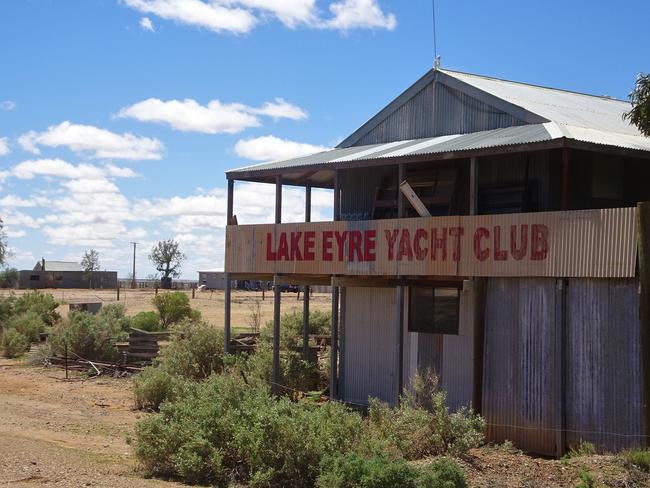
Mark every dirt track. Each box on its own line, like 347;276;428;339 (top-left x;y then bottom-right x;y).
0;361;182;487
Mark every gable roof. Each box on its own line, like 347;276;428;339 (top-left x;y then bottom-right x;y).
442;69;637;136
36;261;83;272
227;68;648;184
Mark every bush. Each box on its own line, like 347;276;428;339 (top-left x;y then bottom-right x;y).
49;311;126;362
0;294;16;327
623;449;650;472
317;453;467;488
0;267;18;288
132;311;162;332
261;309;331;350
156;321;224;380
133;367;185;411
7;310;45;342
362;374;485;459
2;329;30;358
97;303;132;332
152;292;199;327
14;291;59;326
134;373;364;487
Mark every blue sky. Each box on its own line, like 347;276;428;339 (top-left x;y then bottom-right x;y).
0;0;648;279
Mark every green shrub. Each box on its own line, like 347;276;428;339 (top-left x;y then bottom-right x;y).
576;467;595;488
2;329;30;358
623;449;650;472
97;303;132;332
317;454;467;488
14;291;59;326
152;292;199;327
156;321;224;380
133;367;185;411
132;311;162;332
261;309;331;350
0;267;18;288
0;294;16;328
134;373;364;487
362;387;485;459
7;310;45;342
49;311;126;362
565;440;596;459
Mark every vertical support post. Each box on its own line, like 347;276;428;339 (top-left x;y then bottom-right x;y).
637;202;650;447
131;242;137;289
272;176;283;394
273;275;282;395
396;163;405;401
330;171;340;400
339;286;346;400
469;156;478;215
562;148;571;210
330;278;339;400
554;278;567;457
224;179;234;355
116;285;120;302
302;183;312;360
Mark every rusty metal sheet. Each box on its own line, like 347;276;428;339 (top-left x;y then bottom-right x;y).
225;207;637;278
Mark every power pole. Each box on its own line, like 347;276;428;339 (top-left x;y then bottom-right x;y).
130;242;138;289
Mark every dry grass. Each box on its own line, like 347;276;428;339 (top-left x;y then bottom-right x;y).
0;288;332;333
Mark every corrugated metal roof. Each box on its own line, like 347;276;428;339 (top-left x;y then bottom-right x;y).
42;261;83;272
227;122;650;177
441;69;638;136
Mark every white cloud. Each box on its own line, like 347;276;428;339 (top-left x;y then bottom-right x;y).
326;0;396;30
105;164;140;178
0;195;38;208
249;98;307;120
118;98;259;134
61;178;120;194
123;0;396;33
18;121;164;160
0;101;16;111
140;16;155;30
234;135;328;161
117;97;307;133
0;137;10;156
123;0;257;34
12;159;106;180
6;229;26;238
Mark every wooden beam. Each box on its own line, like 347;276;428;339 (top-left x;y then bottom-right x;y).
230;273;273;281
224;179;234;353
275;175;282;224
332;276;464;288
272;275;282;395
303;182;312;360
637;202;650;447
469;156;478;215
400;180;431;217
330;278;339;400
273;275;332;286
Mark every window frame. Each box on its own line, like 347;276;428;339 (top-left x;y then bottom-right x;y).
408;284;461;335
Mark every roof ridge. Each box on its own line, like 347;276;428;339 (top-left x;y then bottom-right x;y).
439;68;630;104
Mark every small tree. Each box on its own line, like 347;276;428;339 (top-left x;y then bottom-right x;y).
624;73;650;136
149;240;185;288
0;218;7;267
81;249;100;288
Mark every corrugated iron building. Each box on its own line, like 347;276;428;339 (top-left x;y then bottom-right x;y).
223;68;650;455
19;259;118;289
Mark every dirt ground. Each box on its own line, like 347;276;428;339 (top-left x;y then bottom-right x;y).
0;288;333;333
1;361;648;488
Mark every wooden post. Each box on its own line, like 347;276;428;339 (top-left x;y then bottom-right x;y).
272;176;282;394
562;148;571;210
330;279;339;400
637;202;650;447
116;285;120;301
330;172;340;400
273;276;282;395
396;163;405;402
469;156;478;215
303;183;311;360
339;286;346;400
224;178;234;354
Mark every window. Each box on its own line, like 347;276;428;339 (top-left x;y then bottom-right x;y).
408;286;460;335
30;275;40;281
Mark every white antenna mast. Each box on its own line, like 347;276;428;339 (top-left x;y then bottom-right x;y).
432;0;441;69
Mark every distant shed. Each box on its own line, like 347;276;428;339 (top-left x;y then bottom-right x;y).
198;270;227;290
19;259;117;289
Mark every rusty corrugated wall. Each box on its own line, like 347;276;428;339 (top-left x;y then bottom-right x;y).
342;286;398;406
565;278;644;451
482;278;561;455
